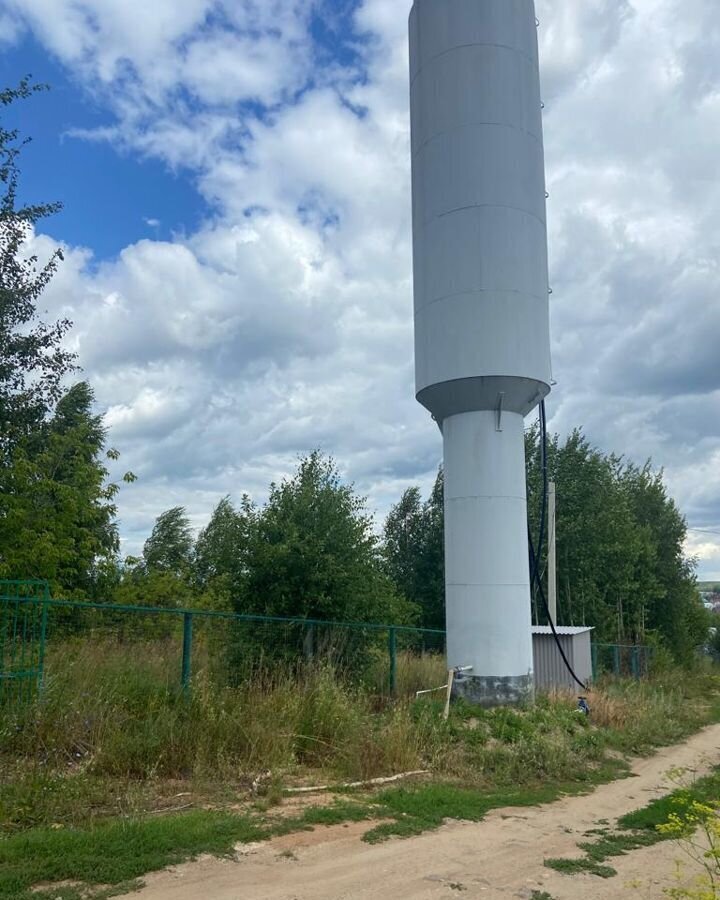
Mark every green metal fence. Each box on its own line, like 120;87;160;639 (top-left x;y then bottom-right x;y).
0;579;49;707
0;579;653;714
591;642;653;679
0;580;446;706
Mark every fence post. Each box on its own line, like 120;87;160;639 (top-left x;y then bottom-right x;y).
631;646;639;679
303;624;315;661
181;613;193;693
38;601;48;692
591;643;597;681
388;627;397;696
613;644;620;676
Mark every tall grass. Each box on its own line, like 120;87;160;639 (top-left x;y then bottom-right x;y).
1;637;719;835
1;640;437;781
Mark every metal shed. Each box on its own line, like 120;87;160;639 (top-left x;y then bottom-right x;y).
532;626;593;692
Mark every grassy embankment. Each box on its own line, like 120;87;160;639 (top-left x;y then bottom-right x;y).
1;638;719;899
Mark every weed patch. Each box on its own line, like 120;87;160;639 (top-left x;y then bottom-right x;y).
544;856;617;878
545;767;720;880
0;811;265;900
362;774;624;843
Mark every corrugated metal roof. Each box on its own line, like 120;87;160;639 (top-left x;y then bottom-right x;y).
532;625;594;635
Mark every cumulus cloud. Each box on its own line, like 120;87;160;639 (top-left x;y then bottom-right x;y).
6;0;720;576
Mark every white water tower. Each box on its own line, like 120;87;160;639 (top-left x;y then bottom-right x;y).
409;0;552;705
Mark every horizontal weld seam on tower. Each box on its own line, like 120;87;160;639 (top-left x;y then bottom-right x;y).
425;204;546;227
422;288;550;309
446;494;530;501
410;42;537;85
413;123;544;155
447;582;533;588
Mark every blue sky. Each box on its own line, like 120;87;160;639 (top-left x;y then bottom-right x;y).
1;35;208;258
2;0;720;580
0;0;366;259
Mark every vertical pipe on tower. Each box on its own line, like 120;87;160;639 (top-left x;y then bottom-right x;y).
409;0;552;706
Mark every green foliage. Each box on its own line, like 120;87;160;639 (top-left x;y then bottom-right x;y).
364;782;556;842
239;451;411;624
0;82;133;598
112;567;196;611
544;857;617;878
107;507;201;617
594;672;720;755
0;79;76;456
109;452;416;628
619;770;720;832
0;383;121;597
143;506;194;577
526;428;707;660
620;460;709;658
4;635;717;820
195;495;254;599
527;427;642;638
289;800;375;829
0;810;264;900
2;645;720;895
655;795;720;898
383;469;444;628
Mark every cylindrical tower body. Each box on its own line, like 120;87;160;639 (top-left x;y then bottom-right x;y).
409;0;551;705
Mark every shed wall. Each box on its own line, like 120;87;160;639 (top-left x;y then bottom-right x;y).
532;632;593;691
572;633;593;688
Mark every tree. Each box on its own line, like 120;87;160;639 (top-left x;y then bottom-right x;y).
383;487;423;601
240;451;410;624
0;81;134;597
0;382;122;597
194;495;255;599
525;427;702;659
0;79;76;457
387;428;703;662
526;428;646;640
620;462;708;658
113;564;197;613
143;507;194;577
383;469;445;629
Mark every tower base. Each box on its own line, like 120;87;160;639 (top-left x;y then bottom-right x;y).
451;670;534;708
443;410;535;707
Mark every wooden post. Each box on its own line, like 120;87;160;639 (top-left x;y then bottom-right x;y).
548;480;557;625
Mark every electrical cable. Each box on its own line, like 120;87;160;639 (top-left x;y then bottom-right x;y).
528;400;589;693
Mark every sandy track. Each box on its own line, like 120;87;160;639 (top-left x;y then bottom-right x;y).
136;723;720;899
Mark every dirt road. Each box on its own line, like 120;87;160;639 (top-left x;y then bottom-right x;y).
136;724;720;899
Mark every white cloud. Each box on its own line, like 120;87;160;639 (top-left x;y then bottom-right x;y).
7;0;213;85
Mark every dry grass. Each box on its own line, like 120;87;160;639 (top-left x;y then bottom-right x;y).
2;637;719;837
546;687;633;729
392;652;449;699
1;640;438;782
543;672;720;754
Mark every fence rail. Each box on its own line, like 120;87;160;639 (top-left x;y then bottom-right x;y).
0;581;447;703
0;580;652;711
592;642;653;679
